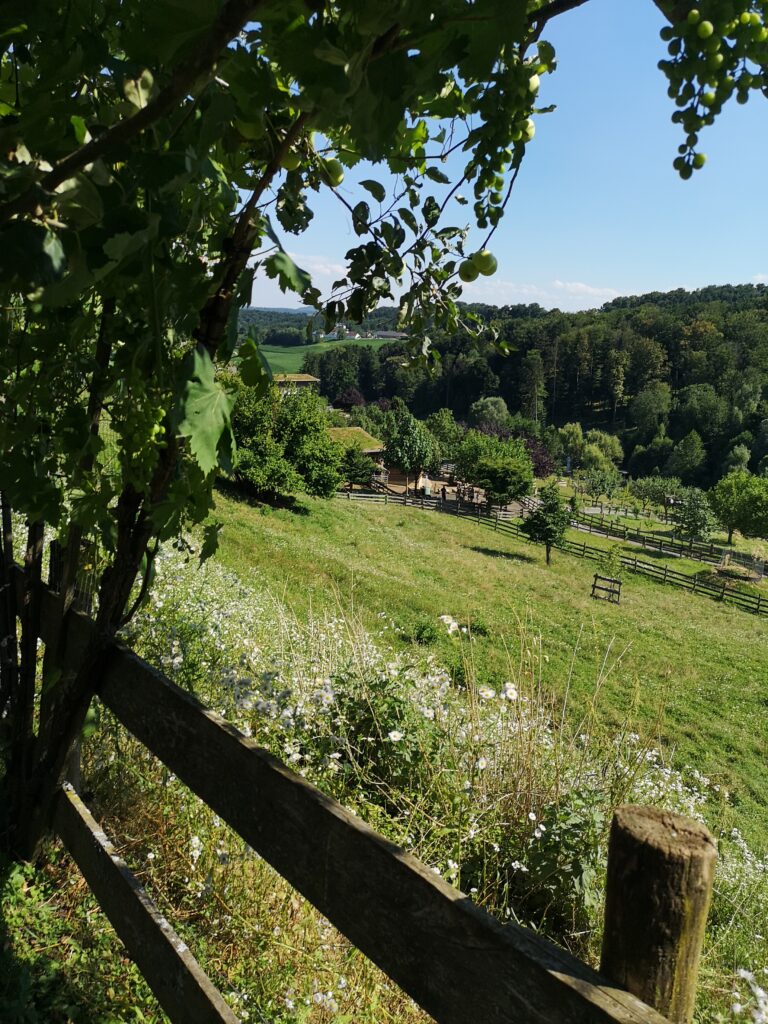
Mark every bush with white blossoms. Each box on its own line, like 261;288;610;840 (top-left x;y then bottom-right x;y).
74;545;768;1022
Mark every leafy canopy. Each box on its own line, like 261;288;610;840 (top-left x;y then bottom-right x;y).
0;0;765;575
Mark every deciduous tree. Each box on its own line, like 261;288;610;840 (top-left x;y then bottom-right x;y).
522;481;570;565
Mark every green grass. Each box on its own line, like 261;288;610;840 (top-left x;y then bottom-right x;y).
260;336;394;374
213;490;768;849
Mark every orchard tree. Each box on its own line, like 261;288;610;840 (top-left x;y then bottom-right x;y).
425;408;464;462
522;481;570;565
674;487;717;541
232;384;343;500
1;0;766;861
709;469;753;543
710;470;768;542
382;400;437;490
474;445;533;509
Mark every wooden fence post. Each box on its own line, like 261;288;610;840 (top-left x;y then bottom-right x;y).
600;806;716;1024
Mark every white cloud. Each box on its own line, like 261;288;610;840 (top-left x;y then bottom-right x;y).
250;251;348;308
460;276;620;311
751;273;768;284
552;279;620;301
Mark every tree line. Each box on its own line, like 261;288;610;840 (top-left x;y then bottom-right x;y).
298;283;768;488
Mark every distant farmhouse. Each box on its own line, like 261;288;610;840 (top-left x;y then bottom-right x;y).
312;324;408;342
273;373;320;390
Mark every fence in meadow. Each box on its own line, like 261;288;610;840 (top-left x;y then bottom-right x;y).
11;565;716;1024
335;492;768;617
571;510;761;572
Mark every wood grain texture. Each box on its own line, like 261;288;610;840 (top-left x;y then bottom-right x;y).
35;586;672;1024
600;806;716;1024
54;786;240;1024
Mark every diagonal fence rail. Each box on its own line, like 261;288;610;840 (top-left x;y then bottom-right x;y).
11;575;717;1024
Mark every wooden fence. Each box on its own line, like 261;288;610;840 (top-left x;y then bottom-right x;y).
12;573;718;1024
571;510;760;572
335;493;768;617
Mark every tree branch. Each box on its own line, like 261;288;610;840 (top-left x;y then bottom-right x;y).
0;0;264;227
528;0;592;31
195;109;313;355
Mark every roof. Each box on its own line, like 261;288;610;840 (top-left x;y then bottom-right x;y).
273;373;320;383
328;427;384;453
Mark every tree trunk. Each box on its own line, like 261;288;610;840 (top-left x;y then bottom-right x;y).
545;543;551;565
728;525;734;544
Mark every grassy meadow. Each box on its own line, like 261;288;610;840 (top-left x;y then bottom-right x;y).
260;336;393;374
213;491;768;848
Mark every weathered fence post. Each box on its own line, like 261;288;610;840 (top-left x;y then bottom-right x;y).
601;806;716;1024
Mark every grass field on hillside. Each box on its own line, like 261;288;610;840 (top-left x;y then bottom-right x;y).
212;490;768;849
261;336;393;374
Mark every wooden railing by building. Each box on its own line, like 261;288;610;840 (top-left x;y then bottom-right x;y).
12;574;718;1024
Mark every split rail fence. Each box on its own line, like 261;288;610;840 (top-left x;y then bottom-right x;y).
336;492;768;617
8;570;718;1024
571;510;761;572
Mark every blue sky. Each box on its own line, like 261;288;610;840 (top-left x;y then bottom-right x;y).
250;0;768;312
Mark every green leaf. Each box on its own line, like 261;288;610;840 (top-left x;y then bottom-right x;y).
239;338;272;397
352;200;370;236
264;251;312;296
0;222;66;286
360;179;386;202
313;40;349;66
123;69;154;109
425;166;450;184
174;347;233;476
70;115;88;144
398;207;419;235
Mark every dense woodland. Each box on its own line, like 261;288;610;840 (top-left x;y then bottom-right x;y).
251;283;768;487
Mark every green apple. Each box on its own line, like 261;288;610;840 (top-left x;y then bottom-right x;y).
528;73;540;93
697;20;714;38
458;260;479;283
282;149;301;171
692;152;707;169
521;117;535;142
471;249;498;276
319;157;344;187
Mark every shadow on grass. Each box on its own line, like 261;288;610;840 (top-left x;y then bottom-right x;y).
0;854;98;1024
469;545;537;563
215;477;310;515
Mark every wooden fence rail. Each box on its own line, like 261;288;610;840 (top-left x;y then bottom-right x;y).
32;584;674;1024
54;785;239;1024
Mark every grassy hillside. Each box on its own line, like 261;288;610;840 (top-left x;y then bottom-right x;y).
261;336;393;374
213;490;768;848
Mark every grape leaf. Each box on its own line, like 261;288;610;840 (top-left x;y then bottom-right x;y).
174;347;233;475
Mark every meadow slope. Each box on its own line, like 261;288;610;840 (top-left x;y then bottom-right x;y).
213;491;768;848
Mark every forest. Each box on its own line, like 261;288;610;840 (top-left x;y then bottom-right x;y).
285;282;768;486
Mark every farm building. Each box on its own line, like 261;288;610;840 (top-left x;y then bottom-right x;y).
273;373;320;390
